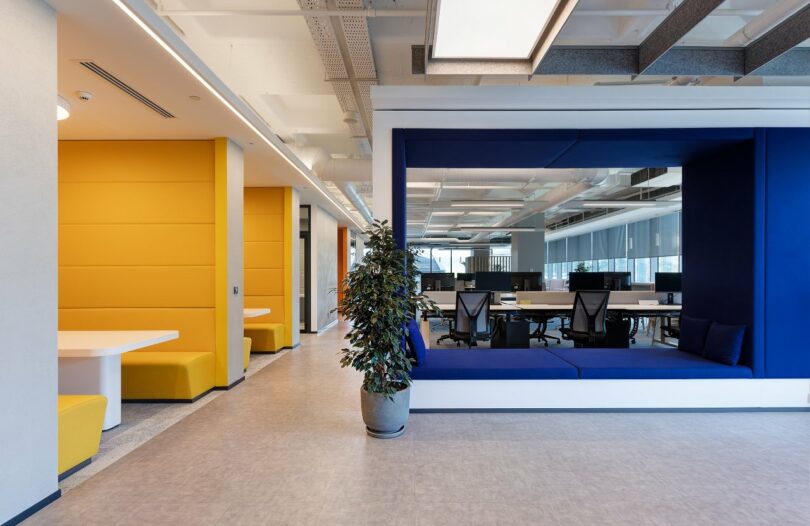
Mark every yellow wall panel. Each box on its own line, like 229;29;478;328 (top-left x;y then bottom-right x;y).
59;308;215;353
244;269;285;296
244;296;285;324
60;266;214;308
60;224;214;267
244;187;284;214
59;141;214;182
244;242;284;269
244;214;284;242
59;182;214;225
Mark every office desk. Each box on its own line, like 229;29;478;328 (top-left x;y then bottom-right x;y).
58;330;179;430
421;304;681;348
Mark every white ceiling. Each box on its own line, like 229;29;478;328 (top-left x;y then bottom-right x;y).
49;0;364;228
47;0;810;239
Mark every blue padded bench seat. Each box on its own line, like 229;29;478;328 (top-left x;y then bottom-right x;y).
410;348;579;380
547;347;753;380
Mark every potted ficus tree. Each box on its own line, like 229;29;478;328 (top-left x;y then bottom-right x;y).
337;220;438;438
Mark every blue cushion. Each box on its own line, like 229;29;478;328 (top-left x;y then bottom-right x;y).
677;315;711;355
410;348;578;380
703;323;746;366
548;347;752;379
406;318;427;366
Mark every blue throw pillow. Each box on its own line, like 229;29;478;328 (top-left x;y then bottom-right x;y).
703;323;746;366
406;318;427;366
677;315;712;356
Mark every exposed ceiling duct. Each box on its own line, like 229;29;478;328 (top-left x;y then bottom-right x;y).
337;182;373;224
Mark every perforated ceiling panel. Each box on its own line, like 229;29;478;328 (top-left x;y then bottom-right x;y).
297;0;376;139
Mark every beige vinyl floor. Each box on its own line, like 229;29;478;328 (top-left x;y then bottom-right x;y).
26;322;810;525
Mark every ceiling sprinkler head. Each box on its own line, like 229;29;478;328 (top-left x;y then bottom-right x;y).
342;111;360;125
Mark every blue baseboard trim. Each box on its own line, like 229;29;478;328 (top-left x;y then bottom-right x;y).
2;489;61;526
410;407;810;414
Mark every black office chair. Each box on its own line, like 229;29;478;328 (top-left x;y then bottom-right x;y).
437;291;491;348
560;290;610;347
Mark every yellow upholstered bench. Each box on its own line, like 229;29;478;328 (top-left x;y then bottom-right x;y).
121;351;215;401
244;323;285;353
58;395;106;479
243;337;252;371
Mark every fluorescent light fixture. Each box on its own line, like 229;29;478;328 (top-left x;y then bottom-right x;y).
580;200;658;208
57;96;71;121
406;182;441;189
468;211;507;216
442;182;525;190
110;0;364;230
407;192;437;198
433;0;559;59
449;200;525;208
457;227;537;232
431;211;464;216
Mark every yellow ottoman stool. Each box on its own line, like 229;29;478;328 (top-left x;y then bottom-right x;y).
58;395;107;479
122;351;215;401
243;337;252;371
244;323;285;353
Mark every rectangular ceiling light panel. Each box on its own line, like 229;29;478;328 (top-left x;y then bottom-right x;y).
433;0;559;59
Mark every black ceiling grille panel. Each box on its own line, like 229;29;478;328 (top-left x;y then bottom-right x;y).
79;61;175;119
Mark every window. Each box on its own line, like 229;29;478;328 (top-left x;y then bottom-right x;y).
634;258;652;283
432;248;453;273
658;255;680;273
453;249;473;274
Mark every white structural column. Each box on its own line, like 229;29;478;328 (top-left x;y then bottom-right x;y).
225;139;245;385
0;1;59;521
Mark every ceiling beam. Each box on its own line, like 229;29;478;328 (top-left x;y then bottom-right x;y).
413;45;810;77
638;0;725;74
745;4;810;75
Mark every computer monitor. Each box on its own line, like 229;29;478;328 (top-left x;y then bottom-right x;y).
456;273;474;282
420;272;455;291
510;272;543;291
655;272;682;304
568;272;605;292
655;272;682;292
603;272;632;291
474;271;512;292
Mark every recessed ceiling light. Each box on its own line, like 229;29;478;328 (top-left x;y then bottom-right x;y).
579;200;659;208
449;200;525;208
57;95;71;121
434;0;561;59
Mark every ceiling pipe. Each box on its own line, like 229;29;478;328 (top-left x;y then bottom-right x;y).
338;182;374;225
724;0;808;46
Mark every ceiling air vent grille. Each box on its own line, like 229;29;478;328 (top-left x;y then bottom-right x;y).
79;61;175;118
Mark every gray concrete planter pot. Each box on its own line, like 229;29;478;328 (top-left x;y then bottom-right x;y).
360;386;410;439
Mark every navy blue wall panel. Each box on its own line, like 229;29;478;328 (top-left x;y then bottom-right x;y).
392;128;407;249
764;129;810;377
682;141;761;375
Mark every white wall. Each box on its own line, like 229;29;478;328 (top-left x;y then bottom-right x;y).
309;205;338;332
0;0;59;521
225;139;244;384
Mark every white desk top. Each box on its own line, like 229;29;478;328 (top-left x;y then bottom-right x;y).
58;330;179;358
244;308;271;318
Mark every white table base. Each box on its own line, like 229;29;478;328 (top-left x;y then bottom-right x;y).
59;355;122;431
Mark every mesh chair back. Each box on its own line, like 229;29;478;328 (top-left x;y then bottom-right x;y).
570;290;610;335
455;291;490;337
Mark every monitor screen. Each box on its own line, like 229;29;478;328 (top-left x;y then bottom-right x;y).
603;272;631;291
655;272;682;292
568;272;605;291
510;272;542;291
420;272;455;291
456;273;474;281
474;271;512;292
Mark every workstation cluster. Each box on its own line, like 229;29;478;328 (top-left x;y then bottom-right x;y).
420;271;682;350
